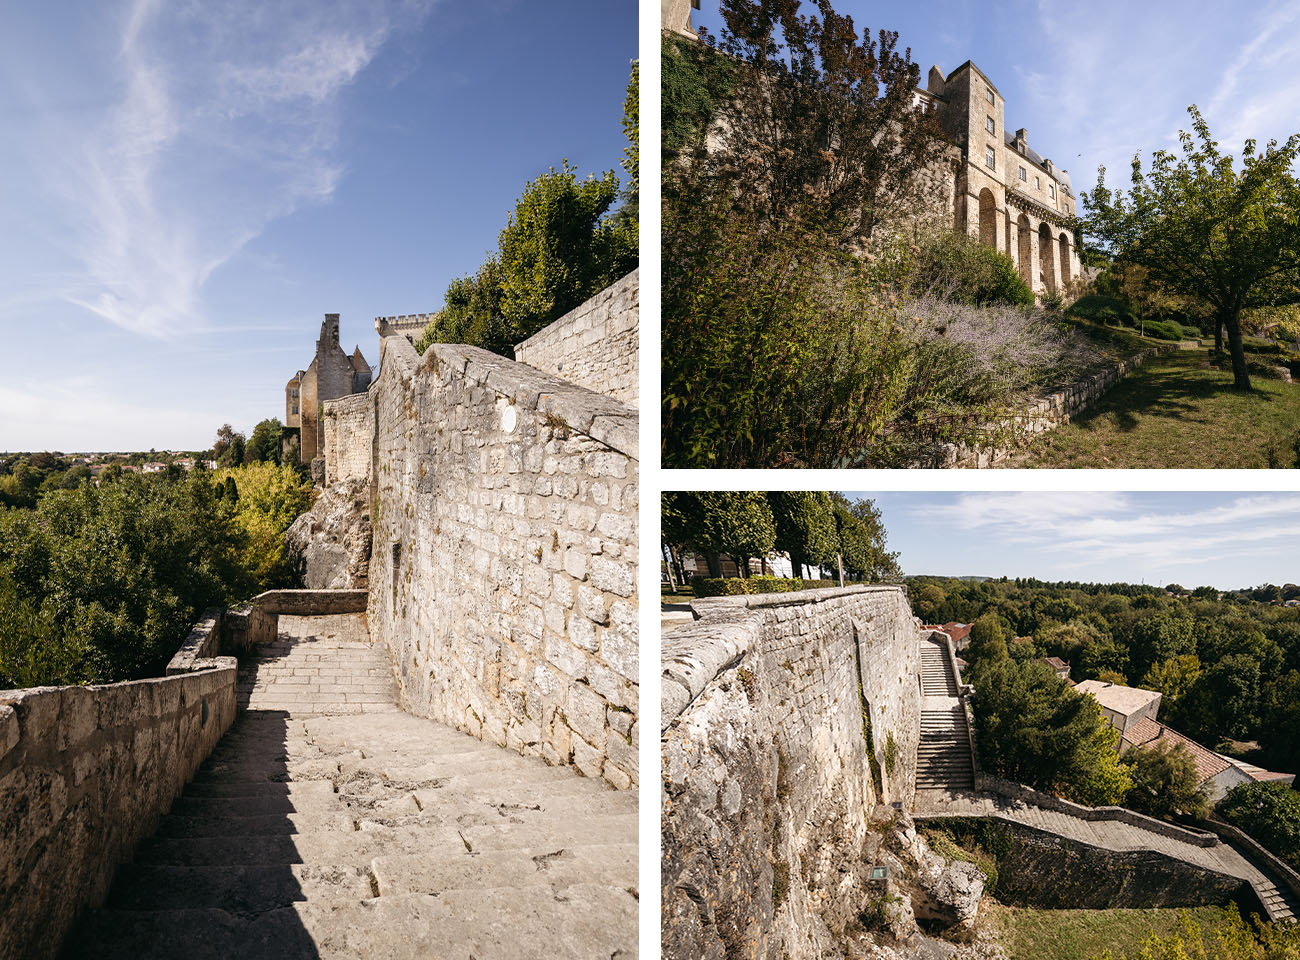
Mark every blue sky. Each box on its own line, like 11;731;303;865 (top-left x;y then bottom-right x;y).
0;0;636;452
690;0;1300;201
862;492;1300;590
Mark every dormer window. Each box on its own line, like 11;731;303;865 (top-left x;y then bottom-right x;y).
985;146;996;169
986;115;995;134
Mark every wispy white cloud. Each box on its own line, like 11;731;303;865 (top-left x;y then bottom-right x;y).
907;493;1300;582
34;0;435;338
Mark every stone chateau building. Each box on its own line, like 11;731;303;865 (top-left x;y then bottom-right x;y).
663;2;1083;295
284;314;371;465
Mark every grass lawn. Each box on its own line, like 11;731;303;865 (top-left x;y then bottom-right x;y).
1011;351;1300;468
985;902;1238;960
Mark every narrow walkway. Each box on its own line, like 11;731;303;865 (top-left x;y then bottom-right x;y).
64;614;638;959
913;790;1299;921
916;638;972;792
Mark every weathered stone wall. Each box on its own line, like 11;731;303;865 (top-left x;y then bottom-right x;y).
363;334;639;790
514;269;639;409
0;661;237;960
661;586;923;959
322;391;374;486
930;818;1251;913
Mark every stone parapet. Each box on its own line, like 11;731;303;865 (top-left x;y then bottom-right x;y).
1206;819;1300;912
0;625;238;959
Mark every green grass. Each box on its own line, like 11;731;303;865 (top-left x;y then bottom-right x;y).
1012;351;1300;468
986;903;1239;960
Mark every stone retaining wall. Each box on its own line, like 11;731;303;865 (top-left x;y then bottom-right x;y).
364;335;639;790
514;269;639;409
1206;819;1300;908
662;586;923;959
929;343;1175;468
0;646;237;958
929;817;1251;912
975;772;1220;847
239;589;369;647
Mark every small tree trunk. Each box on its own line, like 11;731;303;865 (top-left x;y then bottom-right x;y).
1214;315;1225;357
790;549;806;582
706;553;722;578
1224;310;1252;391
662;543;678;590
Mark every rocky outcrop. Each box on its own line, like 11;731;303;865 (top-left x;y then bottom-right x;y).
285;478;372;589
913;854;985;928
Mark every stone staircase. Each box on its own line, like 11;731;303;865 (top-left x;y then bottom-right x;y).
63;614;638;959
915;792;1300;922
916;638;973;792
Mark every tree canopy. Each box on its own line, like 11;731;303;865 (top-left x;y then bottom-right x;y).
1081;106;1300;389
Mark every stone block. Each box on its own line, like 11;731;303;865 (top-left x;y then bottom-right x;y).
589;556;634;598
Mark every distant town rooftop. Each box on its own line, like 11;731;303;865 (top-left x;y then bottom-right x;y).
1075;680;1162;717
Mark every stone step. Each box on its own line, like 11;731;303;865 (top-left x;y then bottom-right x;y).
171;791;343;818
182;780;340;801
65;886;637;960
154;812;357;839
370;843;637;897
135;816;637;867
106;863;374;912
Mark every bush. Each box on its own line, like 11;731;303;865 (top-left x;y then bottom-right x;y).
1142;319;1187;340
907;231;1035;308
1218;781;1300;872
1067;294;1136;327
692;575;804;597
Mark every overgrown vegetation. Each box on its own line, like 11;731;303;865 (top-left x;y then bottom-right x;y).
416;62;638;358
660;5;1113;467
0;464;314;688
1095;909;1300;960
1218;782;1300;874
986;904;1244;960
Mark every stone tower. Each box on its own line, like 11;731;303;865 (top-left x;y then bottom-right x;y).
285;314;372;467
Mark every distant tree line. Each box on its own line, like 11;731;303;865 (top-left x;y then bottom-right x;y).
661;491;901;583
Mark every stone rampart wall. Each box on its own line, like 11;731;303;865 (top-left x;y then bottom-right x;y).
928;817;1250;913
362;335;639;790
322;391;374;486
0;656;237;959
514;269;639;409
661;586;922;959
1206;819;1300;911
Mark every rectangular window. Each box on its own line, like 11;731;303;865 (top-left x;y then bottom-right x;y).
986;115;995;134
1035;176;1041;190
985;146;995;169
1019;166;1027;181
985;88;994;104
1050;183;1056;199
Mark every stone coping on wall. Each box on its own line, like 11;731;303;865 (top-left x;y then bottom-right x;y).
661;585;907;730
924;342;1176;468
1205;818;1300;906
425;343;638;460
976;772;1221;847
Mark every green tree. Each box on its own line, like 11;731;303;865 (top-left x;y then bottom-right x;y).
497;160;634;343
1141;655;1202;714
1124;740;1210;820
966;611;1008;663
910;583;948;624
970;657;1131;805
244;418;284;465
832;494;900;582
416;260;510;356
768;491;836;579
1218;781;1300;872
1081;106;1300;389
661;491;776;578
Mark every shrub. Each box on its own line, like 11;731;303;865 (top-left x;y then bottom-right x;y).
1218;781;1300;872
1142;319;1187;340
692;575;804;597
907;231;1035;308
1067;294;1136;327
